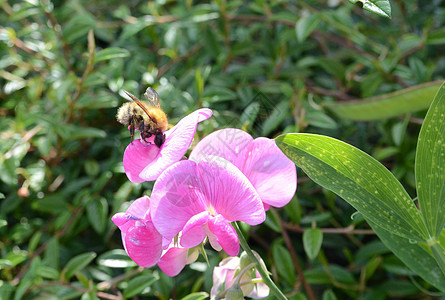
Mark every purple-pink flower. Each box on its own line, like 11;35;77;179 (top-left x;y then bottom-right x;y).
112;196;198;276
112;196;163;268
123;108;212;182
150;157;266;256
189;128;297;209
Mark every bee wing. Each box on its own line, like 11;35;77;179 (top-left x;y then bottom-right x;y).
123;90;154;119
143;87;161;108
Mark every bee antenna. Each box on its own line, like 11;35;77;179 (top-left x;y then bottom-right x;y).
123;90;138;102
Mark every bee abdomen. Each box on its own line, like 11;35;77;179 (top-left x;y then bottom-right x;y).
116;102;133;125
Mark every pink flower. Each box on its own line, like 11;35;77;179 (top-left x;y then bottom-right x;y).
150;157;265;256
112;196;163;268
123;108;212;183
158;241;199;277
211;254;269;299
189;128;296;209
112;196;198;276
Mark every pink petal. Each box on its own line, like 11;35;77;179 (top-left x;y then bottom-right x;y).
243;138;297;207
151;157;265;245
180;211;211;248
197;157;265;225
123;140;160;183
139;108;213;181
196;108;213;122
158;247;188;277
125;196;150;219
211;257;240;298
124;221;163;267
248;279;270;299
112;196;151;246
208;215;239;256
191;128;297;209
150;160;207;240
189;128;253;169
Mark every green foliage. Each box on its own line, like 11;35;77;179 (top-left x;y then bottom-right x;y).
303;228;323;261
276;82;445;292
415;84;445;238
347;0;391;18
2;0;445;298
326;81;444;121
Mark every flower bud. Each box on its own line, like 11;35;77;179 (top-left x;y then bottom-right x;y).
226;284;244;300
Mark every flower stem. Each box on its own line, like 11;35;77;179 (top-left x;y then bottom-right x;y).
234;222;287;300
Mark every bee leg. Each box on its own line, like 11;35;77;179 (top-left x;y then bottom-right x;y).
141;132;152;144
129;119;135;145
154;133;166;148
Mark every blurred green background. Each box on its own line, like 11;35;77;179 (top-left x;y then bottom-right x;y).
1;0;444;299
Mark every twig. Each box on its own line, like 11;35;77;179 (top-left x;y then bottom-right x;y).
305;78;355;101
67;30;95;123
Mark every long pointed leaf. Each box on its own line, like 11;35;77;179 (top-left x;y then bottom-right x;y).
368;220;445;292
325;81;443;121
415;82;445;238
275;133;429;242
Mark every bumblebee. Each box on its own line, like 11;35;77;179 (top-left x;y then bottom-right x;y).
116;87;168;147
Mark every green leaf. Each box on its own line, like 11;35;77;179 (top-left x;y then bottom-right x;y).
264;210;282;233
427;28;445;45
181;292;210;300
43;237;59;269
272;243;296;285
325;81;443;121
379;279;419;296
295;13;321;43
261;100;289;136
430;242;445;278
304;265;356;285
14;279;32;300
303;228;323;260
415;82;445;238
62;14;96;43
348;0;391;18
367;216;445;291
284;196;302;224
123;274;158;298
68;127;106;140
36;265;60;280
28;230;42;252
275;134;429;242
364;256;382;280
32;194;68;213
63;252;96;280
93;47;130;63
87;198;108;234
97;249;136;268
322;289;338;300
76;91;118;109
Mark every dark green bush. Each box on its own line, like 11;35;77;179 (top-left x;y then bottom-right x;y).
1;0;444;298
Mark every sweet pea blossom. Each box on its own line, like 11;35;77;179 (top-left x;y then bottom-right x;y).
123;108;212;182
112;196;162;268
211;253;269;299
189;128;296;209
150;157;266;256
112;196;199;276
